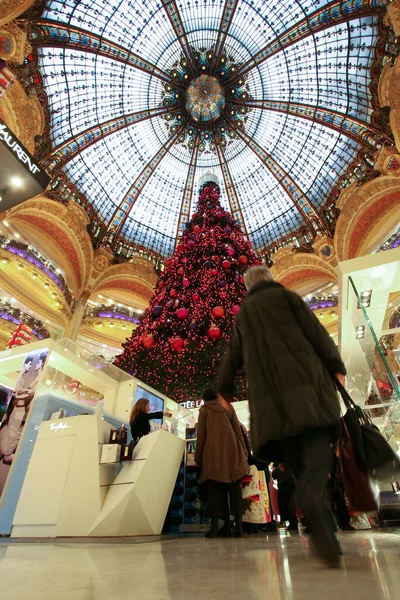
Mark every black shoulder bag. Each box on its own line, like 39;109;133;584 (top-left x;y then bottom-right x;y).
336;379;400;482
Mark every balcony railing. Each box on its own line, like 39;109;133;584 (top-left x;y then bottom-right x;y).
0;302;51;340
0;235;75;307
84;304;142;324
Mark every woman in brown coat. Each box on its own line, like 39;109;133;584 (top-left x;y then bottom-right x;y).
195;388;249;538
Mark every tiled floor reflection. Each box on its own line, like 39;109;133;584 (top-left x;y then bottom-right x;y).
0;530;399;599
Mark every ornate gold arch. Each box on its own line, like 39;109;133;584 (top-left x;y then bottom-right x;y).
334;174;400;261
5;197;94;297
271;247;337;295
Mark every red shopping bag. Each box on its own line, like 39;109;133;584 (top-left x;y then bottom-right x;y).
339;418;378;513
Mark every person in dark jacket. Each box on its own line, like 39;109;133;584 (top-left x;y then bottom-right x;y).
129;398;171;442
218;266;347;567
194;388;249;538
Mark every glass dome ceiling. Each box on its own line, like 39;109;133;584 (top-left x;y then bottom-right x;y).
28;0;388;257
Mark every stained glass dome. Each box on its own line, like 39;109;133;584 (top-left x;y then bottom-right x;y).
25;0;390;259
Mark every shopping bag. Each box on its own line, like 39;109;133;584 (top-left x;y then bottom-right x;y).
336;379;400;482
339;418;379;513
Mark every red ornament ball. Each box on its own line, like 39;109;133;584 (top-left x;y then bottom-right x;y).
193;226;201;234
176;308;189;320
219;292;227;300
238;255;248;265
239;276;245;285
159;281;165;289
232;305;240;314
187;240;196;249
143;335;156;349
171;337;185;351
222;260;231;270
216;211;224;219
208;326;221;340
169;289;177;298
178;267;185;275
227;247;235;257
165;259;172;267
177;243;185;253
192;293;200;302
212;306;225;319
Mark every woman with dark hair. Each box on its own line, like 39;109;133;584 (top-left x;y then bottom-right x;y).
129;398;171;442
195;388;249;538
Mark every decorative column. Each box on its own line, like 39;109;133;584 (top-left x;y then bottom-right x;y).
64;289;91;342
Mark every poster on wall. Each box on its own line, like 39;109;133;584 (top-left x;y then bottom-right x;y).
0;349;49;497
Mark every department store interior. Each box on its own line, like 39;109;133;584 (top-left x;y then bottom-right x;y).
1;0;400;598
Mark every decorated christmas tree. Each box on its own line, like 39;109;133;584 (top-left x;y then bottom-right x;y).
114;180;260;401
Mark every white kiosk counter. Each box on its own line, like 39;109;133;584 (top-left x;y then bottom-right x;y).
12;415;184;538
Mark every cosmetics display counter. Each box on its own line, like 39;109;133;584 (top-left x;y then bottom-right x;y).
0;339;189;536
12;415;184;537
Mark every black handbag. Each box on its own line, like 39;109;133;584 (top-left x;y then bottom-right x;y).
336;379;400;482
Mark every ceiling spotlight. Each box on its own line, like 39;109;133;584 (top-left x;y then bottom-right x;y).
11;177;23;188
356;325;365;339
358;290;372;309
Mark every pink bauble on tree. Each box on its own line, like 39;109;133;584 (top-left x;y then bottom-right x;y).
192;293;200;302
227;247;235;257
222;260;231;270
238;255;248;265
176;307;189;320
183;277;190;287
232;305;240;314
211;269;218;276
208;326;221;340
171;337;185;351
187;240;196;249
212;306;225;319
143;334;156;349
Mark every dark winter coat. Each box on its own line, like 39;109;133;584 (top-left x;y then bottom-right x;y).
218;281;346;461
194;400;249;484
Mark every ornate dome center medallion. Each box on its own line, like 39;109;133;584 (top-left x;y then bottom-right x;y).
185;75;225;122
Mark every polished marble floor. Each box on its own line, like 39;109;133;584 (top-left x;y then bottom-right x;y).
0;530;399;600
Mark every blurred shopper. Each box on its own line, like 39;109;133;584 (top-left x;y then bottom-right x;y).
129;398;171;442
272;463;298;531
195;388;248;538
218;266;347;567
